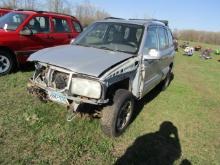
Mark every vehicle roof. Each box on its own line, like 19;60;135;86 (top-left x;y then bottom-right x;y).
96;18;167;27
10;10;77;19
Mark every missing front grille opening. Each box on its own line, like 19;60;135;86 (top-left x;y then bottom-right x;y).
51;71;69;89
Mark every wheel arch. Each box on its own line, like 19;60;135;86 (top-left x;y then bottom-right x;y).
105;78;131;101
0;46;18;66
169;62;173;70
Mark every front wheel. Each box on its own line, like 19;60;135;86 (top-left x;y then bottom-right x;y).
101;89;134;137
0;51;14;76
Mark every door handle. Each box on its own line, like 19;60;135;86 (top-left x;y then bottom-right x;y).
67;34;72;39
47;36;54;40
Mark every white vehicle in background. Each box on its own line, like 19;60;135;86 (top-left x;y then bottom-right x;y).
184;47;194;56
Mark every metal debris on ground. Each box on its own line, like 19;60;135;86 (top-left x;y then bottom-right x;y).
194;45;202;51
200;49;212;60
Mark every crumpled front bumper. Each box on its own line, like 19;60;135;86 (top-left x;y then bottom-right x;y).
27;79;109;106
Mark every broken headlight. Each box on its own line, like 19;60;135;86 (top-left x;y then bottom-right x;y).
71;78;101;99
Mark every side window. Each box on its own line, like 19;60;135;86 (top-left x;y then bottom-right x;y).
167;29;174;47
157;27;169;50
27;16;50;33
143;27;158;54
52;18;71;33
72;21;82;33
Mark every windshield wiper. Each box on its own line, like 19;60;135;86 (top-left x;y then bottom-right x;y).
98;46;115;51
74;43;91;47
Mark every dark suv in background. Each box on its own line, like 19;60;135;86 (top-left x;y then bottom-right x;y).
0;9;82;75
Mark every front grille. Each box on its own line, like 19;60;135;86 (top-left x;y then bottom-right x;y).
34;64;70;90
51;71;69;90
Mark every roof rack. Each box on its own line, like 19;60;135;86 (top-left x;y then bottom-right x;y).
104;17;125;20
0;8;13;10
15;9;76;19
129;18;169;26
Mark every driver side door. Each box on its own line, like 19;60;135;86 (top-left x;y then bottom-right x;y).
140;26;162;97
18;15;54;55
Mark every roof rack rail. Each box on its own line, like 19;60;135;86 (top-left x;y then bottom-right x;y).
15;9;76;18
38;10;76;18
104;17;125;20
0;8;13;10
129;18;169;26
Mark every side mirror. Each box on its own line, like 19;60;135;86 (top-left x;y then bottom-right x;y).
143;49;160;60
20;28;33;36
70;38;75;44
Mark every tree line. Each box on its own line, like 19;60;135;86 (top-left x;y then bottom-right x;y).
0;0;110;26
173;29;220;45
1;0;219;45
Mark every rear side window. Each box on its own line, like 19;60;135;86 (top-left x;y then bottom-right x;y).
167;29;174;47
52;18;71;32
72;21;82;33
157;27;169;50
143;26;158;54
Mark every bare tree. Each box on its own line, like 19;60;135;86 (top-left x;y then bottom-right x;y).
176;29;220;45
0;0;19;8
50;0;63;12
22;0;37;10
74;1;110;26
0;0;39;10
45;0;73;14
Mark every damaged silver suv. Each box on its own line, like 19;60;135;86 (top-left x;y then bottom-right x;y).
28;18;175;137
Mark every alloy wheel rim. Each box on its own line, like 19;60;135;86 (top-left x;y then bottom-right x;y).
116;100;132;131
0;55;10;74
165;72;171;87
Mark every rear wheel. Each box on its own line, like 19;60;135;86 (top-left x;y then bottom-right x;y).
0;51;14;76
161;69;172;91
101;89;134;137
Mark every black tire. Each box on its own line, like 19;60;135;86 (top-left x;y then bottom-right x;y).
0;50;14;76
161;69;172;91
101;89;134;137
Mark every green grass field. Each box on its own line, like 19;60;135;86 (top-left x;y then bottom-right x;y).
0;44;220;164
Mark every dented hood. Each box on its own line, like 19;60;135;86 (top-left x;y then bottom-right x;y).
28;45;133;77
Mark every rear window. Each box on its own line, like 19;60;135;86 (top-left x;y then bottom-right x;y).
72;21;82;33
167;29;174;47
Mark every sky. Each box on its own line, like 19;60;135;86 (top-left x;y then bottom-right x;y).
74;0;219;32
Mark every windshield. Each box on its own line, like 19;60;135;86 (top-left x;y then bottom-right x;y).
0;12;28;31
74;22;144;54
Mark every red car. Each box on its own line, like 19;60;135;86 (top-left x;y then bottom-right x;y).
0;9;82;75
0;8;12;17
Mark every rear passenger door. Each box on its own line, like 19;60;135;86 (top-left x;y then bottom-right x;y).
157;26;173;76
50;17;73;46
